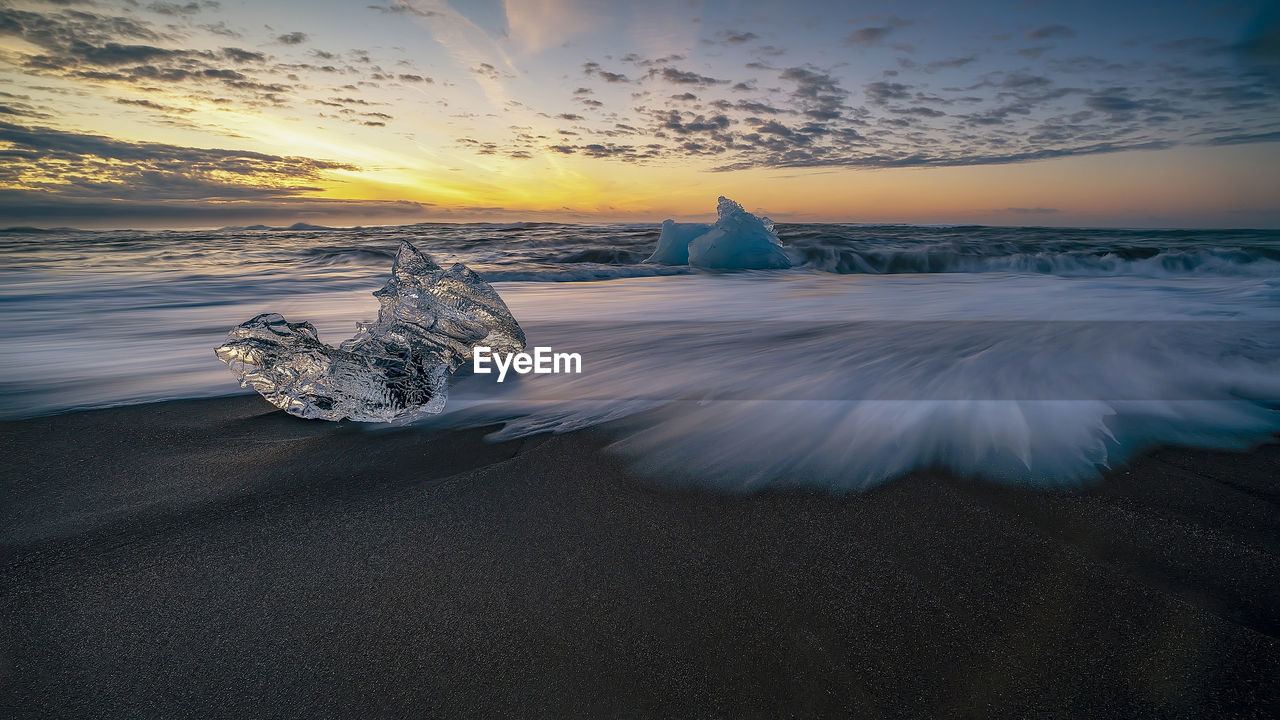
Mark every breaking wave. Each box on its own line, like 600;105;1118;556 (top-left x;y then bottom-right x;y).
5;223;1278;282
481;265;693;282
789;243;1280;277
3;220;1279;493
445;276;1280;491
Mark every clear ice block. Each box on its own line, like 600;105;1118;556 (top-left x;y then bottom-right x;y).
215;241;525;422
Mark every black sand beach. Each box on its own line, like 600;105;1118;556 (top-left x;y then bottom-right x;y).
1;395;1277;717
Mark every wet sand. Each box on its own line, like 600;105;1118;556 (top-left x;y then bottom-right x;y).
1;395;1277;717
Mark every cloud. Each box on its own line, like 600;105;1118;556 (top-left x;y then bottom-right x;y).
0;5;313;107
276;32;307;45
925;56;976;71
715;30;760;45
998;71;1052;89
721;99;790;115
657;110;730;134
0;96;52;120
652;67;728;86
1084;89;1175;120
1202;130;1280;145
542;141;658;161
146;2;213;16
890;105;945;117
0;6;165;47
845;26;894;45
366;2;441;18
0;191;432;225
199;21;241;37
864;80;911;104
1027;25;1075;40
620;52;686;67
4;0;1278;203
781;67;846;98
469;35;1248;176
115;98;194;113
1006;206;1060;214
755;119;796;136
0;120;354;201
222;47;265;63
1084;93;1146;113
1194;81;1273;111
62;43;182;66
583;62;629;82
845;17;910;46
711;139;1178;172
779;66;851;119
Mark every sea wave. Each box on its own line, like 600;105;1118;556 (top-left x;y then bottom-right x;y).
442;279;1280;491
298;245;398;266
552;248;650;264
3;222;1278;281
3;220;1280;492
789;244;1280;277
479;264;693;282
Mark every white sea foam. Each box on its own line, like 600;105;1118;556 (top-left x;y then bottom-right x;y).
3;223;1278;494
442;272;1280;490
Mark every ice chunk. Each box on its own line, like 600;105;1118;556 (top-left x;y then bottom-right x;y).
644;220;712;265
687;196;792;270
215;241;525;422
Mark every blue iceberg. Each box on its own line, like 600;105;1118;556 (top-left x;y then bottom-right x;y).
644;220;712;265
645;197;791;270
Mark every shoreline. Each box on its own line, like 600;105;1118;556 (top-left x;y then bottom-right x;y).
2;395;1277;716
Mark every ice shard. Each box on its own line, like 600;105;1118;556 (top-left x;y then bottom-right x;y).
215;241;525;422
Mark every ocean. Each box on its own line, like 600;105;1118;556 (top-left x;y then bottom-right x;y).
3;222;1279;489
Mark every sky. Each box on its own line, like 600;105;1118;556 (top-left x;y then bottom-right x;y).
1;0;1278;228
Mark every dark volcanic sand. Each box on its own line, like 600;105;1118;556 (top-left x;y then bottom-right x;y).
1;396;1277;718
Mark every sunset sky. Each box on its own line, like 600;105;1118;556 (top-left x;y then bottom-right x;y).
2;0;1278;228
